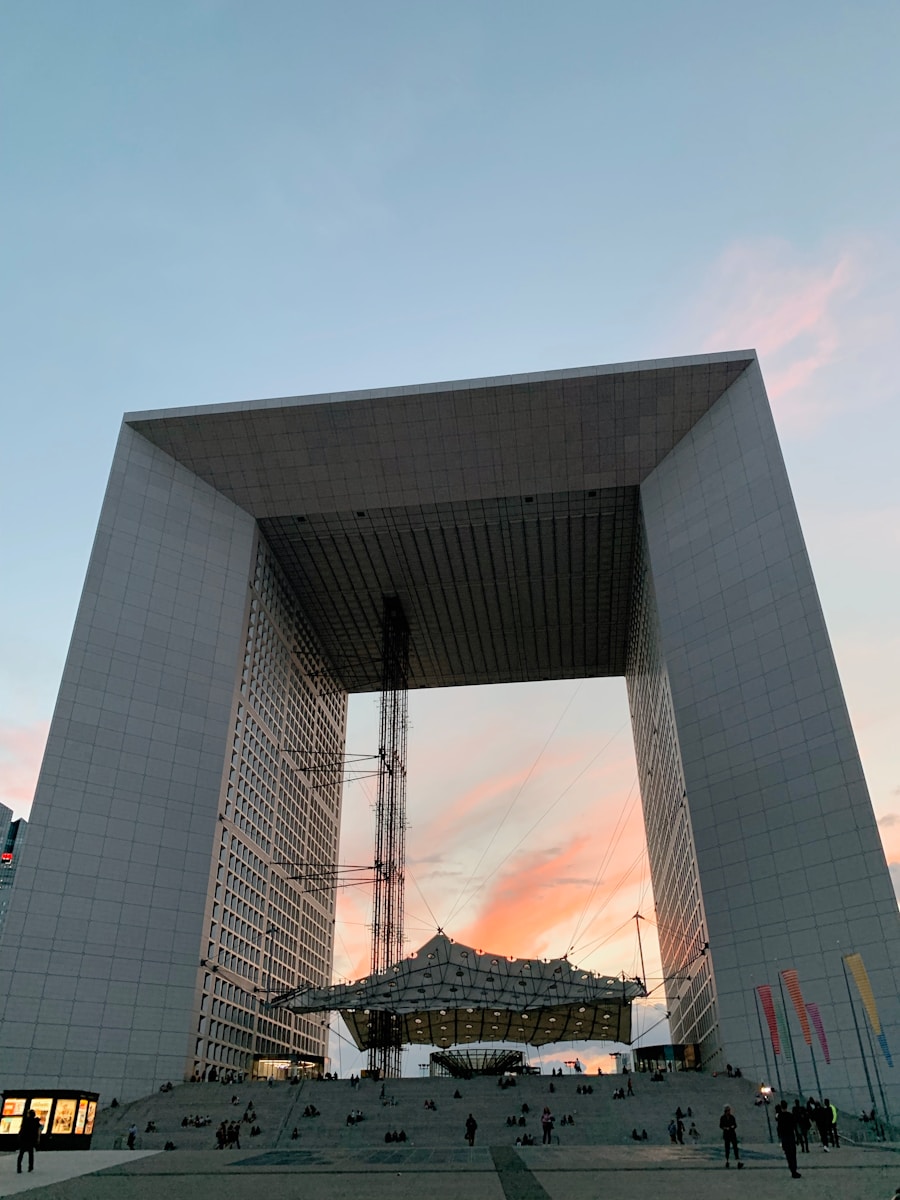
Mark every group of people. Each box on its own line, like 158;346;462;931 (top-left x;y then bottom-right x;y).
191;1066;246;1084
301;1104;321;1118
717;1095;838;1178
611;1081;633;1099
505;1113;529;1127
422;1099;437;1110
345;1108;365;1125
180;1113;212;1127
574;1084;594;1095
214;1120;243;1149
666;1114;699;1144
772;1096;839;1179
384;1129;408;1142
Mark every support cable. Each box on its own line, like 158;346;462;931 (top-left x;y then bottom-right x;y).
452;722;627;921
442;682;585;927
566;772;639;954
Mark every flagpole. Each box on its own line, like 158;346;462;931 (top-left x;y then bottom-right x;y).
778;971;804;1098
809;1043;822;1098
754;985;782;1094
841;953;879;1123
860;992;890;1126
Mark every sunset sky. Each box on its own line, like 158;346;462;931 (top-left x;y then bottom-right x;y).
2;1;899;1072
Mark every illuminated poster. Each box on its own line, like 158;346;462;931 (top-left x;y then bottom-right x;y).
0;1096;25;1135
85;1101;97;1135
30;1099;53;1134
75;1098;88;1134
52;1099;78;1134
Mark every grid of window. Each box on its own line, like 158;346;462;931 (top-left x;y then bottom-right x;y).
193;534;347;1077
626;522;718;1066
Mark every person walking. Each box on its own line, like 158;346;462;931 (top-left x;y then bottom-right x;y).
541;1107;555;1144
825;1098;839;1147
776;1101;802;1178
127;1123;137;1150
719;1105;744;1169
465;1113;477;1147
812;1100;831;1151
16;1109;42;1174
792;1100;810;1153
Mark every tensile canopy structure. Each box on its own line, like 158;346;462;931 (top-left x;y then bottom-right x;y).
271;934;645;1051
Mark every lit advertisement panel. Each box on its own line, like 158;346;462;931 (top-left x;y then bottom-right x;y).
85;1101;97;1135
30;1099;53;1134
74;1098;88;1134
52;1099;78;1134
0;1096;25;1135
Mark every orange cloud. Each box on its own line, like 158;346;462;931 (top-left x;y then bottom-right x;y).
455;832;595;958
0;721;49;818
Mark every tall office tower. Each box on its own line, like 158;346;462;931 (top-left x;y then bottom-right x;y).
0;817;27;940
0;803;12;852
0;423;346;1102
0;353;897;1113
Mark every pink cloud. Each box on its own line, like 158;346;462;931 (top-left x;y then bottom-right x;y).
0;721;48;818
677;235;900;433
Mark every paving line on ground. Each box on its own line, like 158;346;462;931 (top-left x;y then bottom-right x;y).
489;1147;552;1200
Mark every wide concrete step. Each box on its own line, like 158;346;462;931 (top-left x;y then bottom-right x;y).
92;1072;781;1153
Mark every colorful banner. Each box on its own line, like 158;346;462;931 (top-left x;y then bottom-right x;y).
757;985;781;1055
781;968;813;1046
774;996;793;1062
806;1001;831;1064
844;952;893;1068
877;1033;894;1069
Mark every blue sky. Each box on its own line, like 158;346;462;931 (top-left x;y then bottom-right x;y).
2;0;899;1065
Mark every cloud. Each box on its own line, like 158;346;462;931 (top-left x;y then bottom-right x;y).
677;235;900;433
0;721;48;818
879;813;900;827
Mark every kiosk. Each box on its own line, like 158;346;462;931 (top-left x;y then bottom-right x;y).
0;1090;99;1150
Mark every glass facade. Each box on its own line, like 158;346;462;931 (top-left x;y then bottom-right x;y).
626;520;718;1064
191;535;347;1079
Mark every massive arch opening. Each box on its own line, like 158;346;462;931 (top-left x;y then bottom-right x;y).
0;353;897;1111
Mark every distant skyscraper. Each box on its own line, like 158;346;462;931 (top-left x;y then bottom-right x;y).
0;814;26;939
0;353;897;1111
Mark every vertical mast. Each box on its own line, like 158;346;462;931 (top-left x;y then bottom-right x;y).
369;597;409;1078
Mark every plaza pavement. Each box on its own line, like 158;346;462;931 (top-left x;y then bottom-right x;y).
2;1073;898;1199
3;1142;900;1200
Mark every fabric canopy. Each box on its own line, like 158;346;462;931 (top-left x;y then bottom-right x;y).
272;934;644;1050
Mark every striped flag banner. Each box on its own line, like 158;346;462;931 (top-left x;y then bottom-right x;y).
877;1033;894;1069
781;969;813;1046
774;996;793;1062
806;1001;831;1064
844;952;893;1068
757;985;781;1055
